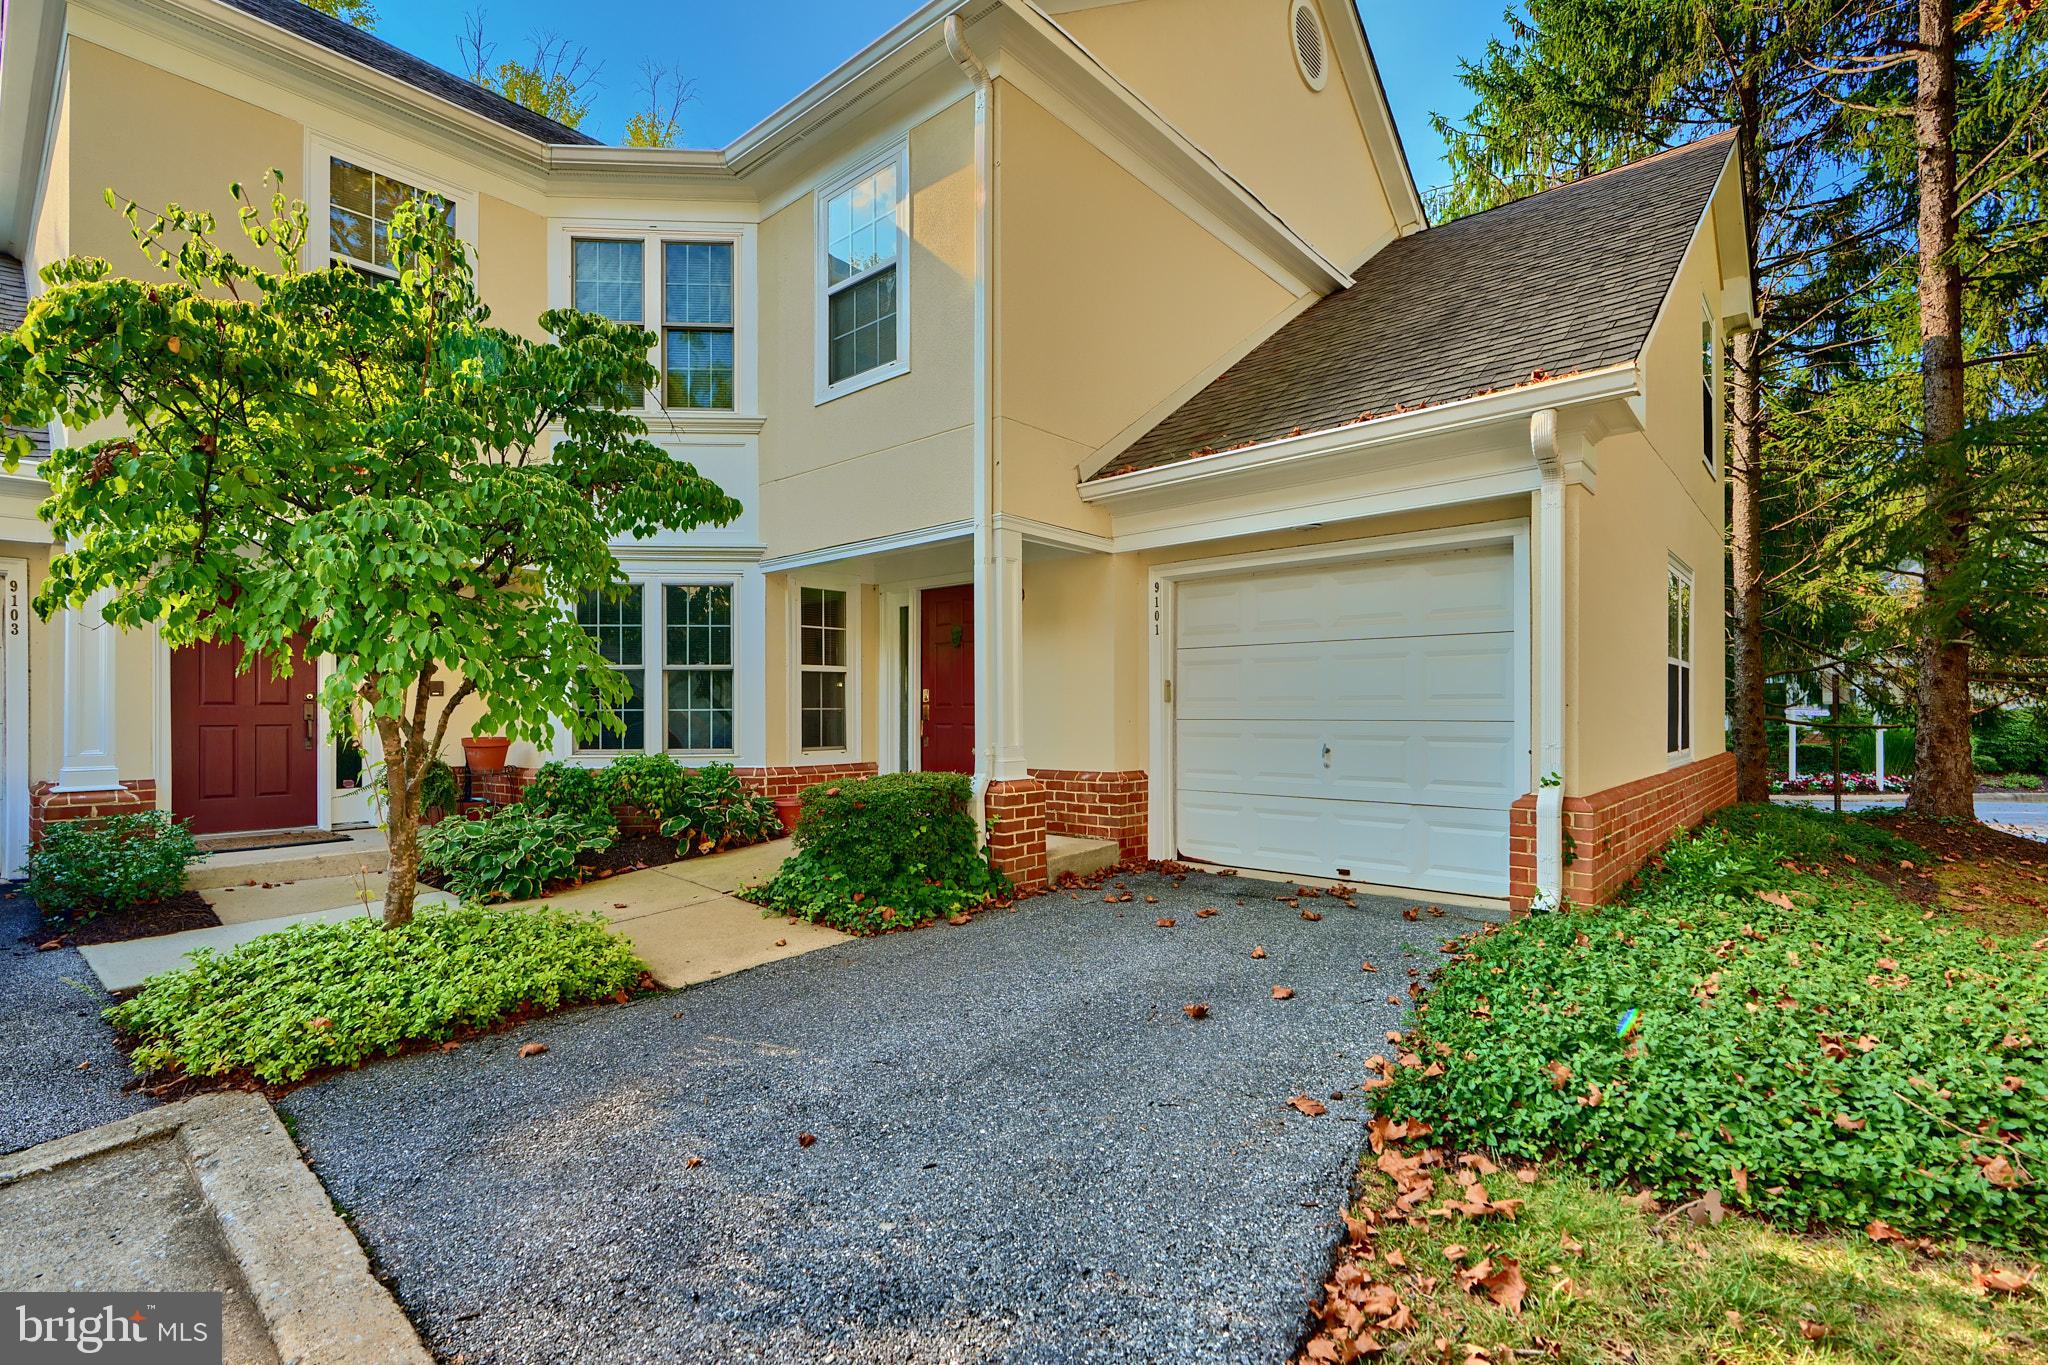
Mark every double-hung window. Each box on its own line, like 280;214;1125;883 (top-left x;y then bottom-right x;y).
574;582;737;755
1701;301;1720;474
329;157;452;275
799;587;849;751
664;584;734;751
663;242;735;409
1667;562;1693;756
575;589;647;752
818;148;908;398
570;236;738;411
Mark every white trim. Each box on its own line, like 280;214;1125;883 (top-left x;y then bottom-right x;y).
814;141;913;405
0;558;29;876
1080;364;1641;503
1531;411;1566;909
1145;519;1532;872
789;576;862;761
55;591;121;791
760;520;974;574
1700;295;1722;477
305;133;480;274
992;513;1114;555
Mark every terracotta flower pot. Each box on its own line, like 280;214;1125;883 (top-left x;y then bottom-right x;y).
773;796;802;836
461;735;512;772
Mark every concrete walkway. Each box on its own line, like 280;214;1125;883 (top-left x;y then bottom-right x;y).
2;1094;428;1363
79;838;836;993
534;839;845;987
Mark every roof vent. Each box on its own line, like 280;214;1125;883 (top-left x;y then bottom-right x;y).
1291;0;1328;92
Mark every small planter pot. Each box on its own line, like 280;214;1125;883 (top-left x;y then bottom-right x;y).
461;735;513;772
773;796;802;837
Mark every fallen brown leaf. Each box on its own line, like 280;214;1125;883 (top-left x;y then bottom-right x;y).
1480;1258;1528;1315
1975;1264;2034;1295
518;1042;547;1059
1251;946;1268;959
1155;918;1176;928
1301;909;1323;922
1289;1094;1329;1117
1799;1320;1830;1341
1272;986;1296;1000
797;1132;817;1148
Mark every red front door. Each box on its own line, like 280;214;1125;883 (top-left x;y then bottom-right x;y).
920;584;975;774
170;637;319;834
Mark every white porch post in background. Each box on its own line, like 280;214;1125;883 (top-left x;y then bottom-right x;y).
1788;723;1799;781
56;591;122;791
1529;410;1567;909
1876;726;1886;791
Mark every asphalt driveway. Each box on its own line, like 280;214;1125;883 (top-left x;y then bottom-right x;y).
282;870;1491;1364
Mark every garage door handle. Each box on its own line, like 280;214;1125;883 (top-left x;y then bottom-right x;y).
1321;741;1333;767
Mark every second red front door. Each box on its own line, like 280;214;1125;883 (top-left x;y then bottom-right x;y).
170;637;319;834
920;584;974;773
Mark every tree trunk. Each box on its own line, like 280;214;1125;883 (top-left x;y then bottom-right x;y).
1907;0;1977;821
376;715;422;928
1729;327;1771;803
1728;86;1771;805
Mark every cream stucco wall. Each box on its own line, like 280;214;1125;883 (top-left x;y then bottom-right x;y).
992;83;1301;535
1567;215;1729;795
756;99;978;558
1054;0;1399;267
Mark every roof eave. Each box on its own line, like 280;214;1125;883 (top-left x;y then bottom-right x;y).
1079;362;1642;503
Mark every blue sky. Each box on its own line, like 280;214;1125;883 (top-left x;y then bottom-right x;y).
367;1;1512;194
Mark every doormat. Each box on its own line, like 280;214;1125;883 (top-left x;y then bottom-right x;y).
196;829;354;854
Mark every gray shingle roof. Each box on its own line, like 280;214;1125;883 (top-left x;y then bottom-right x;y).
217;0;602;146
0;254;50;460
1099;132;1736;480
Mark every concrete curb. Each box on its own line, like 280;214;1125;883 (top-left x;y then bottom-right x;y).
1;1093;428;1364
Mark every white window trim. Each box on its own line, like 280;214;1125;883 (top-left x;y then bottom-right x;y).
1667;557;1695;763
1701;297;1721;477
549;218;760;420
569;570;754;762
813;142;911;406
305;134;478;275
791;578;861;759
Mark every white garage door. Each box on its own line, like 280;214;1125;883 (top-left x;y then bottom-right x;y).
1172;544;1521;897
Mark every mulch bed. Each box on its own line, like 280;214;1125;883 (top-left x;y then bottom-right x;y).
23;889;221;948
418;830;688;898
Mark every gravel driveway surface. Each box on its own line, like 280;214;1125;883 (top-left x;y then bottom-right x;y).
0;888;152;1155
283;870;1492;1364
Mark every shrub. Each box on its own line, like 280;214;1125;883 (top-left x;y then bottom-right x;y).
27;811;200;920
659;762;781;853
419;757;461;816
519;761;613;825
1973;707;2048;776
107;904;645;1083
598;753;690;822
1384;804;2048;1248
419;806;613;901
747;771;1009;933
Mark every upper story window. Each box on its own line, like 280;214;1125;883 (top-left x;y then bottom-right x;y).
1700;301;1720;475
1667;561;1694;757
569;234;737;411
328;157;452;275
664;242;735;410
817;146;910;401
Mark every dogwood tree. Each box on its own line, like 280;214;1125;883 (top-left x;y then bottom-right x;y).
0;178;738;926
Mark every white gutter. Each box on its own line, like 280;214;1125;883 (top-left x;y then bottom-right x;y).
1529;409;1567;910
1079;363;1639;503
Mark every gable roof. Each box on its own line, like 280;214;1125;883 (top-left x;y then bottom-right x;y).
1098;132;1736;481
0;254;51;459
216;0;601;146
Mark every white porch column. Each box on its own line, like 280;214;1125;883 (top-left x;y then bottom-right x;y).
1788;723;1800;781
1875;726;1886;791
976;526;1028;783
56;591;122;791
1530;410;1567;909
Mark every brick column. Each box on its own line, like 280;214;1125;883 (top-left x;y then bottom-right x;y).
983;776;1047;892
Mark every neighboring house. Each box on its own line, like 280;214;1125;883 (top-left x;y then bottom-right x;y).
0;0;1749;907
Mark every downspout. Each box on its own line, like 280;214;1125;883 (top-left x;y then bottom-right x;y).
1530;409;1566;910
947;13;999;823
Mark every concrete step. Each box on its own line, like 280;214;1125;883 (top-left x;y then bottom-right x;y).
1046;834;1120;881
188;830;389;890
